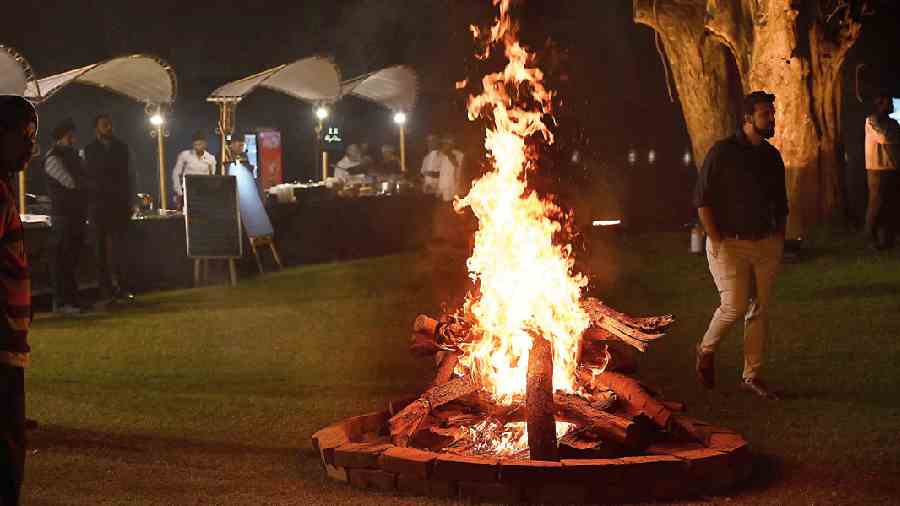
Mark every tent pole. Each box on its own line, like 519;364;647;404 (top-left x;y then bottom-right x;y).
157;122;167;211
17;173;25;214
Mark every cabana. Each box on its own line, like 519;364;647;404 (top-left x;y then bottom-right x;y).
25;54;178;210
207;56;342;174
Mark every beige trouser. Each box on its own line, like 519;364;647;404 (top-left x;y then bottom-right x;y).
699;235;783;380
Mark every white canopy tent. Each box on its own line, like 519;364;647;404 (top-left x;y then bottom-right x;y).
0;45;38;96
24;54;177;211
341;65;419;112
25;54;177;105
207;56;342;104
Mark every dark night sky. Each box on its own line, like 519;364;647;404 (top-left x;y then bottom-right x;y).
3;1;898;224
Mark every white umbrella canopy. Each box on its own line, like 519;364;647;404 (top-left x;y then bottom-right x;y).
207;56;341;103
25;54;177;104
341;65;419;111
0;45;37;96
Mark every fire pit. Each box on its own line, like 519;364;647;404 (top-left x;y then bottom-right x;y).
312;299;752;503
314;1;750;502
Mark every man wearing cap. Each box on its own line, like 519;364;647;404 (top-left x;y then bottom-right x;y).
44;119;90;314
694;91;788;400
84;114;135;305
0;95;38;506
172;130;216;211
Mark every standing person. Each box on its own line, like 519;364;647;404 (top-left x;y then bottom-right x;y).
0;95;38;506
438;135;464;202
420;134;441;194
44;119;90;315
863;94;900;250
172;130;216;211
84;114;134;305
693;91;788;400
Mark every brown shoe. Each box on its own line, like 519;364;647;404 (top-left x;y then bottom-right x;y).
696;346;715;389
741;378;779;400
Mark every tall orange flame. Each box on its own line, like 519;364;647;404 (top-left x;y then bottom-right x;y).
454;0;590;405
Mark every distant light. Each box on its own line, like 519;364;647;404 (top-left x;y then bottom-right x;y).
627;149;637;165
315;106;329;121
682;149;692;166
647;149;657;164
592;220;622;227
393;112;407;125
149;114;164;126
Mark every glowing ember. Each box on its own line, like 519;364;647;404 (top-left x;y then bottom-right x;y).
453;0;591;404
457;420;575;459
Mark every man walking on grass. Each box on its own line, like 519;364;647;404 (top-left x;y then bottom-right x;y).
694;91;788;401
863;94;900;250
0;95;38;506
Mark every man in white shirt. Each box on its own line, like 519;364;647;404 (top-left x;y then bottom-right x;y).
420;134;442;195
438;135;464;202
864;95;900;249
172;131;216;210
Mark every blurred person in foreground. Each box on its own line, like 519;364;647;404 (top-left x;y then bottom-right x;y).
0;95;38;506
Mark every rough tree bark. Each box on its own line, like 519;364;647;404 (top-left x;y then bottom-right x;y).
634;0;868;237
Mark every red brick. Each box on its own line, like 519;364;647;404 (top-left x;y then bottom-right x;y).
358;410;390;437
674;448;736;493
516;479;588;504
333;442;393;469
379;447;436;478
323;464;349;483
646;440;706;456
426;478;458;499
617;455;687;501
311;425;351;466
348;468;397;492
396;474;429;496
459;481;521;503
434;454;499;482
500;459;564;482
708;433;752;482
342;415;366;443
388;395;419;415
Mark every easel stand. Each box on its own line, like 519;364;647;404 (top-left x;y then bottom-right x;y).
249;235;283;274
194;258;238;287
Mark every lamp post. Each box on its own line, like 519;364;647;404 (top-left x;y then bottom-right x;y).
215;100;238;175
147;103;169;212
315;105;329;181
393;111;407;173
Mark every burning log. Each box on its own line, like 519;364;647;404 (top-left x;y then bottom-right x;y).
581;299;671;352
590;371;673;429
526;333;558;461
389;375;479;446
431;352;460;387
554;392;650;449
582;297;674;332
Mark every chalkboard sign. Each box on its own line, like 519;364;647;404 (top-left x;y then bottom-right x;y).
184;175;243;258
227;161;275;238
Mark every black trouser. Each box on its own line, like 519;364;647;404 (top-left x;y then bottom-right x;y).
0;364;25;506
865;171;897;248
50;214;86;308
94;220;129;299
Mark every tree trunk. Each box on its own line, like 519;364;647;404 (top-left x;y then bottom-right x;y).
634;0;866;237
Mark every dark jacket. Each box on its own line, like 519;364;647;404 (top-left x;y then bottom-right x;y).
44;145;89;218
84;137;132;229
693;132;789;236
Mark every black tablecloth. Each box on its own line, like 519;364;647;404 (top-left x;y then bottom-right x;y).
25;193;436;303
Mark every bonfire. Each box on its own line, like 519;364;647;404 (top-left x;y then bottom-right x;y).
390;0;682;461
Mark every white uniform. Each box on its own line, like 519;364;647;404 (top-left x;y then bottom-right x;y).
172;150;216;196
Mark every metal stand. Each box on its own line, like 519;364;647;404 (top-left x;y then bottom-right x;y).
249;235;283;274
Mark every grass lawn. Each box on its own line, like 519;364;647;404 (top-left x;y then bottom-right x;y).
21;229;900;505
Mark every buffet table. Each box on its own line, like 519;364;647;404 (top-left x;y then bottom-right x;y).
25;193;437;305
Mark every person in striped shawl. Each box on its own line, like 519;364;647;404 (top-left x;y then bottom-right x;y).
0;95;37;506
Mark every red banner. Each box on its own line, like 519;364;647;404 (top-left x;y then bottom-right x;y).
257;129;283;190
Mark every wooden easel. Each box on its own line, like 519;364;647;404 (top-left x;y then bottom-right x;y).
249;235;283;274
194;258;238;287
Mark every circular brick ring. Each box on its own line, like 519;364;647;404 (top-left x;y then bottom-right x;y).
312;403;751;504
